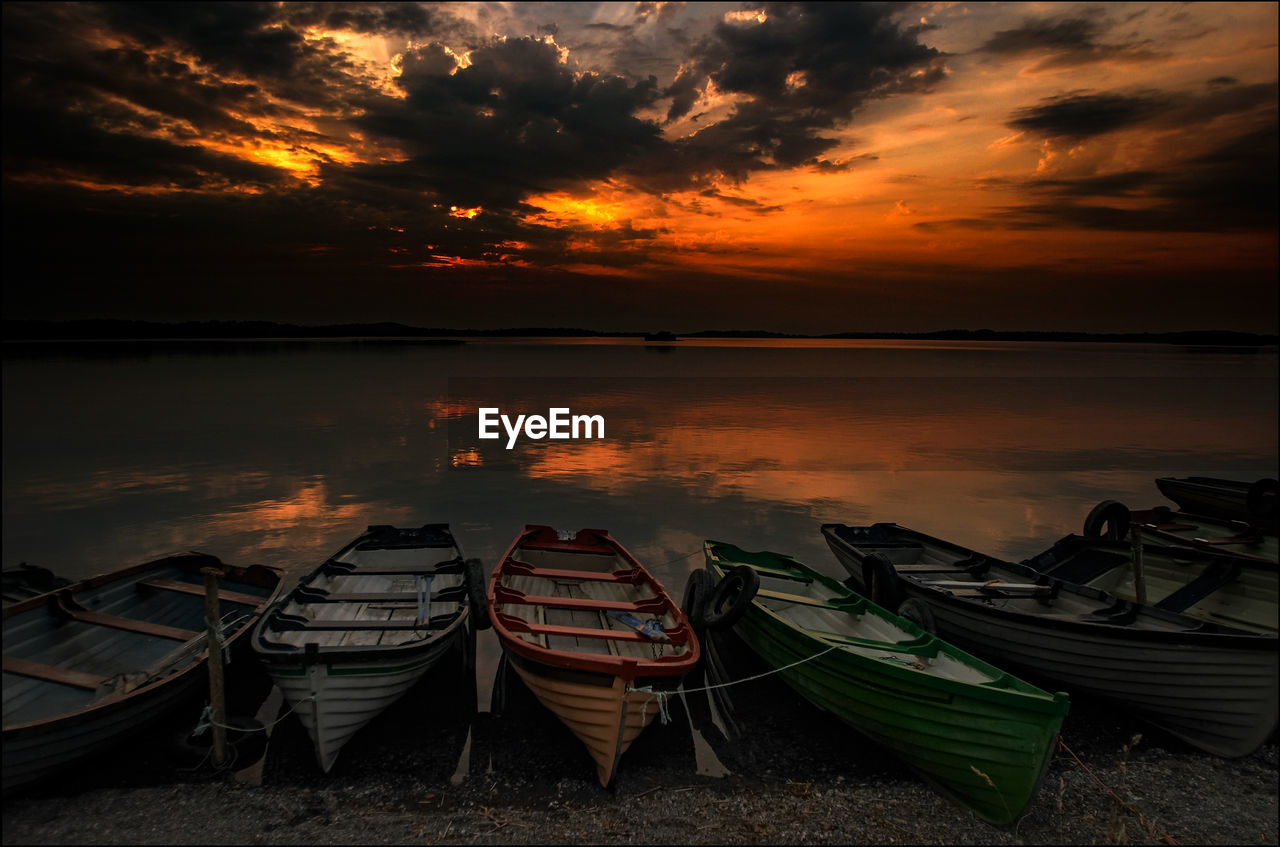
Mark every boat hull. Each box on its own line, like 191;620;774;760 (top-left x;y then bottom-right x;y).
1155;477;1278;529
823;524;1279;758
705;547;1066;825
4;665;199;791
3;554;282;792
252;524;475;772
266;638;459;772
489;526;698;786
506;653;673;786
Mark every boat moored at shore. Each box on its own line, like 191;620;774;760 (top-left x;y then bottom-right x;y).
488;525;698;787
821;521;1278;758
4;553;283;792
251;524;484;773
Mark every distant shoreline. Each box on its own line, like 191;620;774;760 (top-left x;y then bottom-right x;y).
2;319;1276;346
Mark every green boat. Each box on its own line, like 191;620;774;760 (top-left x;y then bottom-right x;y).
703;540;1069;825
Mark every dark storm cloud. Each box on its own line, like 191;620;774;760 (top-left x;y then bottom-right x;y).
86;1;469;116
698;188;784;213
2;102;287;190
977;12;1161;69
282;2;441;37
1008;91;1171;139
918;122;1278;234
654;3;943;184
2;2;385;188
97;3;336;87
1008;80;1278;143
4;2;944;222
349;36;666;213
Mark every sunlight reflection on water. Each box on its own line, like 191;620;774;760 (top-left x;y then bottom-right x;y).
4;340;1274;584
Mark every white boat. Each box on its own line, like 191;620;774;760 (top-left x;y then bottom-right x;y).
822;522;1278;758
251;524;486;772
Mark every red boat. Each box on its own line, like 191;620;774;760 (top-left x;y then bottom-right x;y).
488;526;699;786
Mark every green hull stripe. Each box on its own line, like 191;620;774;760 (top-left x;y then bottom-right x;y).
269;658;433;678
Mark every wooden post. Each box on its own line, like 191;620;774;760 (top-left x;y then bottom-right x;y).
201;567;228;767
1129;526;1147;606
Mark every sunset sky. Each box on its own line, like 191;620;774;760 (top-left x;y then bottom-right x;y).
2;2;1276;333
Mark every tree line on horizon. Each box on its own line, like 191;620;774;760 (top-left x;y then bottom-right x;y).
2;318;1276;346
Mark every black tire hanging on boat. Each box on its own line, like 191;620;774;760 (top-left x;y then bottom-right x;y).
703;565;760;630
896;598;936;634
861;553;904;612
464;558;492;630
1246;478;1278;523
1083;499;1131;540
681;568;714;631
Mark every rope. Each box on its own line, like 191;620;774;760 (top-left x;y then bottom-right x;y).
193;694;317;736
1058;737;1180;845
630;685;674;727
627;644;841;726
653;549;702;568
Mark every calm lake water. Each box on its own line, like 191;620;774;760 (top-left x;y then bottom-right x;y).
3;337;1277;718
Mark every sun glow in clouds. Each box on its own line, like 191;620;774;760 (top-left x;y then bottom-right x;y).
525;192;623;225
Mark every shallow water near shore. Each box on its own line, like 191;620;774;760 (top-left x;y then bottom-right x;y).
3;338;1277;839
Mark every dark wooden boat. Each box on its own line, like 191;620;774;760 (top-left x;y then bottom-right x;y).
488;526;699;786
704;540;1068;825
821;522;1278;758
3;552;283;791
1154;477;1278;529
1025;533;1277;636
252;524;483;772
1084;500;1278;565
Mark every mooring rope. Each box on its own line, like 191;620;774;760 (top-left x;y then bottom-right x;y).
652;549;703;568
1058;737;1180;845
628;644;841;726
194;693;317;736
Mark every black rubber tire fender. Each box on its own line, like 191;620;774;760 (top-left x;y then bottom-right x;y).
703;565;760;630
861;552;904;612
1246;478;1278;523
681;568;714;631
465;558;492;631
896;598;936;635
1083;499;1131;540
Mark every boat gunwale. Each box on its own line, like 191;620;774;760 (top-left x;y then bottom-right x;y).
821;523;1277;649
489;525;699;680
1;554;279;620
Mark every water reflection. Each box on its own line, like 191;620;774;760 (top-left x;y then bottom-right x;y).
4;341;1275;583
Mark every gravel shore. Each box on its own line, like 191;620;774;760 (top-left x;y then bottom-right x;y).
4;633;1276;845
